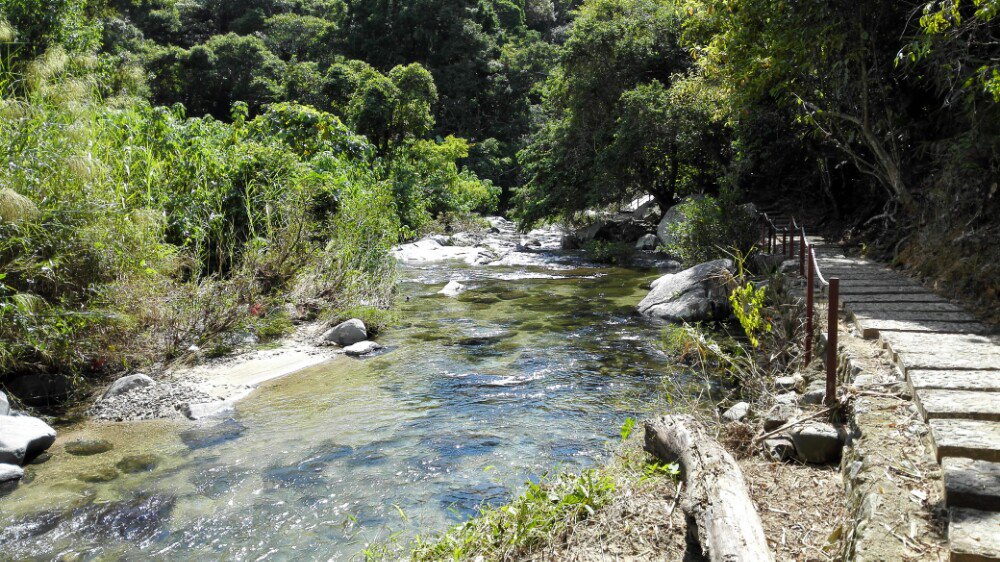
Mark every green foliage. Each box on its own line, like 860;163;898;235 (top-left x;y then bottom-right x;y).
729;281;770;348
663;194;758;264
582;240;634;266
514;0;726;225
388;136;500;232
620;417;636;441
410;469;616;560
0;46;400;381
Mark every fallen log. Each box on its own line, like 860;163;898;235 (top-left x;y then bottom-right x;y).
644;415;774;562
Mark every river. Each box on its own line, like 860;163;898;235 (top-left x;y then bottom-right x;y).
0;246;694;560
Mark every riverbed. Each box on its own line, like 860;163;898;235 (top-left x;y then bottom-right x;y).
0;250;695;560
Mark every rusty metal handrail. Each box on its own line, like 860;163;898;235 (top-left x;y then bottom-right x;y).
758;212;839;405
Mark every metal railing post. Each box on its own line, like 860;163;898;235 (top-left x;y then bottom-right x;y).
805;246;814;365
799;229;805;275
825;278;840;405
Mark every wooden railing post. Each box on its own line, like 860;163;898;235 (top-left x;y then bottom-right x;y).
805;246;814;365
825;278;840;405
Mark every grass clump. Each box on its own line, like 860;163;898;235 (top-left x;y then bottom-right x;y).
409;469;616;560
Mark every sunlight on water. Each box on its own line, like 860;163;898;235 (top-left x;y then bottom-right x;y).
0;257;693;560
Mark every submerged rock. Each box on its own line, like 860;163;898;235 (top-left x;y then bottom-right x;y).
319;318;367;346
343;340;383;357
438;280;466;297
0;415;57;465
637;259;733;322
65;439;114;456
117;454;159;474
103;374;155;399
78;466;119;483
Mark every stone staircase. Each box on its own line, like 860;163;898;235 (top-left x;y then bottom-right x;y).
804;238;1000;561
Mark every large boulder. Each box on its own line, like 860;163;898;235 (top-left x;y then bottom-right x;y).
5;373;72;406
656;202;688;247
102;374;155;399
319;319;368;346
563;215;655;249
0;415;57;465
635;233;658;250
637;259;733;322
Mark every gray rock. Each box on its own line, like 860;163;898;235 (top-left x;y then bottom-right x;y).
179;400;234;421
637;259;733;322
752;253;786;274
763;436;796;462
344;340;383;357
0;415;57;465
632;198;660;222
65;439;114;456
800;379;828;405
722;401;750;422
5;372;72;406
774;374;804;392
774;392;799;405
103;374;155;399
320;318;367;346
764;404;802;431
438;280;466;297
0;391;8;416
790;422;844;464
635;233;658;250
656;196;705;247
0;463;24;483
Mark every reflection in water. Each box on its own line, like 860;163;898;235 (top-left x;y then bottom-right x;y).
0;257;693;560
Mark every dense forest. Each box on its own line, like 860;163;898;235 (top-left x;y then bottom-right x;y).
1;0;998;394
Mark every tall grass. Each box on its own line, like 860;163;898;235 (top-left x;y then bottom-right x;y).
0;46;400;387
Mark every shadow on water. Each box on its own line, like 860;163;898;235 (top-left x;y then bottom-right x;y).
0;257;702;559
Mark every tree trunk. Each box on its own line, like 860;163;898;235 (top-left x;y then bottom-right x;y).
644;415;774;562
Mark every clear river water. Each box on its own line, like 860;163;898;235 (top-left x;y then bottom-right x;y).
0;250;691;560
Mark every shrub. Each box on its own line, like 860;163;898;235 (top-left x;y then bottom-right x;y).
663;193;758;263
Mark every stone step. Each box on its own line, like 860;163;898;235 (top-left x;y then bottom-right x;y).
943;458;1000;510
949;508;1000;562
837;285;929;295
881;332;1000;349
853;310;977;322
843;293;951;304
914;389;1000;422
854;317;993;338
909;370;1000;392
930;419;1000;462
895;351;1000;372
847;302;966;313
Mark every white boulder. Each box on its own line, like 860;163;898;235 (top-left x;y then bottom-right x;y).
0;415;57;465
637;259;733;322
103;374;155;399
343;340;383;357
